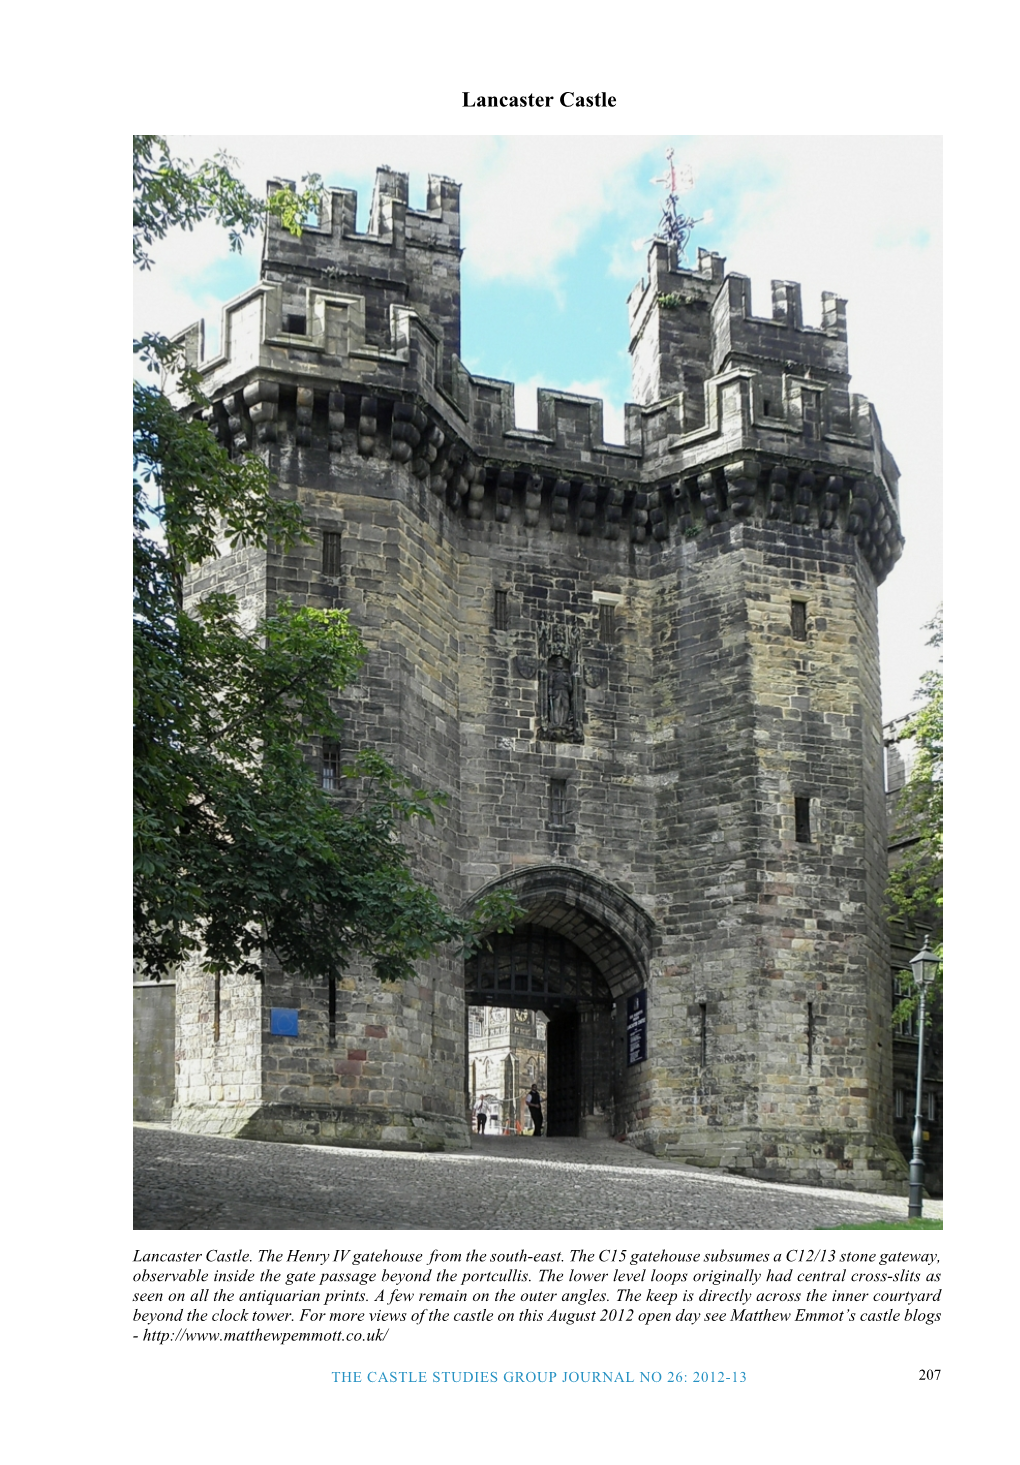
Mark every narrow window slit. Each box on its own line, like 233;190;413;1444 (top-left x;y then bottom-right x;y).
322;741;343;791
795;796;812;844
322;531;342;579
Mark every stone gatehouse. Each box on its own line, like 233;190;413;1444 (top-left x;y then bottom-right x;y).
149;164;909;1192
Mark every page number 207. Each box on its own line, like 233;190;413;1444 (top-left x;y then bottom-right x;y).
919;1369;941;1381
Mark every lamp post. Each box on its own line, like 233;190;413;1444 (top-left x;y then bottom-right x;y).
907;936;939;1219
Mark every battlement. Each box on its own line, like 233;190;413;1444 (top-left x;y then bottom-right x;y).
170;165;902;583
711;272;848;376
628;242;850;427
262;168;462;383
264;167;462;257
627;242;726;328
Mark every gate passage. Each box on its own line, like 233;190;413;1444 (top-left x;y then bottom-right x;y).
465;926;615;1137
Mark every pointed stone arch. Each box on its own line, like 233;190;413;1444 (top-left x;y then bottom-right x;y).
464;867;655;1138
465;864;654;998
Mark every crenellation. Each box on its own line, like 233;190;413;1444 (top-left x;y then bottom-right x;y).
173;180;899;587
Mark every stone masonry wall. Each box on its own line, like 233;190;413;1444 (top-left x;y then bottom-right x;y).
172;957;262;1136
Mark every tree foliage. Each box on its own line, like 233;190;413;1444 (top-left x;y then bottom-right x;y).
888;608;943;1023
133;136;519;983
133;134;324;274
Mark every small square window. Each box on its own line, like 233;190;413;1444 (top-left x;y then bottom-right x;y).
285;312;307;335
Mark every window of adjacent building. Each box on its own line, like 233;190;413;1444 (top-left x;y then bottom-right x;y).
892;976;915;1037
794;796;812;843
925;1091;938;1123
895;1088;905;1119
549;778;567;827
322;741;343;791
791;599;807;640
494;588;509;631
322;531;342;579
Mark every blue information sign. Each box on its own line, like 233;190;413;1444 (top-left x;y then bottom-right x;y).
627;990;647;1065
270;1008;299;1036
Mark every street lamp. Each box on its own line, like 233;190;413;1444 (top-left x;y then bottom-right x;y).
907;936;939;1218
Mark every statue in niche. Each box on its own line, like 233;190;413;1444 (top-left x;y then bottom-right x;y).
515;625;585;743
548;655;573;729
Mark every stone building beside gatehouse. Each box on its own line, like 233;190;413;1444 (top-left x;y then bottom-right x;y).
136;164;911;1192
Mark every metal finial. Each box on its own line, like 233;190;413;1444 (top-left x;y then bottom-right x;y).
650;147;701;262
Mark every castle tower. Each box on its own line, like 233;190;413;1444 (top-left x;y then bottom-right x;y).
164;167;907;1191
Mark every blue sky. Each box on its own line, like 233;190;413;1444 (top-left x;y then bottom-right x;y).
138;136;941;721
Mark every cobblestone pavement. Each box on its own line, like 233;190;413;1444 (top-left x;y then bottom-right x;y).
134;1127;941;1230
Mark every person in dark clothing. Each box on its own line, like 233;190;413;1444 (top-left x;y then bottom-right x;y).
476;1102;487;1134
526;1085;544;1136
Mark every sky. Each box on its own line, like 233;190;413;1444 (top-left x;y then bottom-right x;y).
136;134;942;723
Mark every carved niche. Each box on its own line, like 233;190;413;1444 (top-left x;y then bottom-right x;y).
515;625;586;743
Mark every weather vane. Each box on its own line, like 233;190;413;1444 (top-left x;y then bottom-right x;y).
646;147;703;262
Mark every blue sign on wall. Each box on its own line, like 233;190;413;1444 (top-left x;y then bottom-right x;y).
270;1008;299;1036
627;990;647;1066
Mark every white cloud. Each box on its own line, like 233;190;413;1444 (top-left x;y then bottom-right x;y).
456;137;656;285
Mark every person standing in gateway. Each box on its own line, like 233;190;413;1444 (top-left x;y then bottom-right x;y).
526;1085;544;1137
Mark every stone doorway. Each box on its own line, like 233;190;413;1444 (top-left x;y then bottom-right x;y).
465;925;615;1138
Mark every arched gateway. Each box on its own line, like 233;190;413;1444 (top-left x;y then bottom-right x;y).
465;868;653;1137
